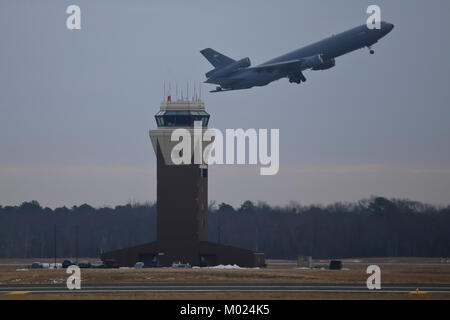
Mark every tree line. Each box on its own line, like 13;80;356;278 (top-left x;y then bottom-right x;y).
0;197;449;259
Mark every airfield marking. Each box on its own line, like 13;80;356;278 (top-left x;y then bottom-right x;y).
5;291;30;295
409;290;428;295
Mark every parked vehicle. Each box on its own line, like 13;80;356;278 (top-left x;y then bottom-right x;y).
171;261;191;268
78;261;91;268
92;261;104;269
103;259;119;268
329;260;343;270
149;257;162;268
134;262;145;269
62;260;75;268
31;262;42;269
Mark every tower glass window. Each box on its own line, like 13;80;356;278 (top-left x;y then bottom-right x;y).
155;110;210;127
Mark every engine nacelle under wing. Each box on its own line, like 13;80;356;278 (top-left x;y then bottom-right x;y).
300;54;336;71
300;54;325;69
312;58;336;70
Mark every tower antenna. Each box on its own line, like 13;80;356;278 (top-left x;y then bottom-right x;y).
194;82;197;101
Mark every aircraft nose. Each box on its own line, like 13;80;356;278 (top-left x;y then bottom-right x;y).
379;22;394;36
384;22;394;34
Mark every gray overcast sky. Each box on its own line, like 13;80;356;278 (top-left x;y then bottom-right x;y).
1;0;449;208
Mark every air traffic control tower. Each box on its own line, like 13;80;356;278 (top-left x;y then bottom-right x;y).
102;96;265;268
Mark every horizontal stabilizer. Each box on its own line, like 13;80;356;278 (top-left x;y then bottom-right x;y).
210;87;248;93
210;88;233;93
204;76;243;88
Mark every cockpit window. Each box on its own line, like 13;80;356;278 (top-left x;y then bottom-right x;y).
155;110;210;127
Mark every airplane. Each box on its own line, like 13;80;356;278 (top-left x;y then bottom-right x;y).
201;21;394;92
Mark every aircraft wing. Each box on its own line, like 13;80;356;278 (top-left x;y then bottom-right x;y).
245;59;303;73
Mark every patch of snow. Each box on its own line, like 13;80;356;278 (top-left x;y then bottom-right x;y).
192;265;259;269
16;268;28;271
51;279;64;284
208;264;241;269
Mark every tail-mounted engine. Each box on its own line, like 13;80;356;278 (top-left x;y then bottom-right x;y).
206;57;251;79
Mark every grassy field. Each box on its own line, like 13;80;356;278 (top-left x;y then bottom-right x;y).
1;258;449;300
1;262;450;285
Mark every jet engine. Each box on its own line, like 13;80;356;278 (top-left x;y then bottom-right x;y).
301;54;336;70
206;57;251;79
300;54;325;69
312;58;336;70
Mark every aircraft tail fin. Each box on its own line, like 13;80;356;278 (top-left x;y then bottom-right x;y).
200;48;235;69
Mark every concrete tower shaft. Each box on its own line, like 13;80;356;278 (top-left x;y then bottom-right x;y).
149;97;211;247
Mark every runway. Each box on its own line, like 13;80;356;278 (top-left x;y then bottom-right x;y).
1;282;450;295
